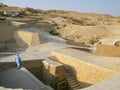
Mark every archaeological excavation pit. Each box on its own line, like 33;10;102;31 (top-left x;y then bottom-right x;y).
51;48;120;89
0;48;120;90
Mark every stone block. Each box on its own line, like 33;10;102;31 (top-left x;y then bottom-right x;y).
94;44;120;57
42;59;66;89
14;30;45;47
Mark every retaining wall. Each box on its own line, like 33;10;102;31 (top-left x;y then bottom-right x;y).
0;60;42;80
94;44;120;57
51;51;116;88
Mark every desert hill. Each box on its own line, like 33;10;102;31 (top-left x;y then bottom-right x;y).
1;3;120;90
46;10;113;20
0;3;23;12
46;10;114;25
0;3;120;48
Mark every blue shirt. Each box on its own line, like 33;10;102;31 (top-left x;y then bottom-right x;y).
15;55;21;64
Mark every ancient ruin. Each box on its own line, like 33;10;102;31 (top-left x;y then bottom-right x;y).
0;3;120;90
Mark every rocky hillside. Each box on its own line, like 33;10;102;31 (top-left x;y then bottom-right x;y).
47;10;113;20
0;3;120;47
46;10;114;25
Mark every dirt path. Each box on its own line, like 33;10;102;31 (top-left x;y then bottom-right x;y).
0;27;93;62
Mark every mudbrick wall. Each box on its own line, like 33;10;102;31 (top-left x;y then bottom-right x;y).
94;44;120;57
51;51;117;88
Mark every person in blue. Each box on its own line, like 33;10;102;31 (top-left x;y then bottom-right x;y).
15;54;22;69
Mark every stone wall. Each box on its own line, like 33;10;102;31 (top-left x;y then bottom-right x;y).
0;62;16;71
0;60;43;80
14;30;45;47
94;44;120;57
51;51;116;88
22;60;42;80
42;59;66;89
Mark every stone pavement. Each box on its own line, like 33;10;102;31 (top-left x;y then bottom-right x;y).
0;67;53;90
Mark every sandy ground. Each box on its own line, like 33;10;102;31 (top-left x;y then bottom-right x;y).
0;18;119;90
22;27;66;43
0;42;93;63
0;5;120;90
0;27;117;62
1;27;120;71
53;48;120;72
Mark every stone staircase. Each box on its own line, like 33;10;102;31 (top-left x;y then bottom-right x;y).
48;56;81;90
65;70;81;90
48;56;59;62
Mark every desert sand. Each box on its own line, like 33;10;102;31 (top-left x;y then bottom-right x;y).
0;3;120;90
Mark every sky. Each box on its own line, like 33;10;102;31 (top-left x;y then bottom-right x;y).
0;0;120;16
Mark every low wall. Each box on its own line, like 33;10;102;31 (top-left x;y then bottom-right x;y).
0;60;43;80
94;44;120;57
51;51;116;88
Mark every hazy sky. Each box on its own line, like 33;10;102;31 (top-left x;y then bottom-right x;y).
1;0;120;16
